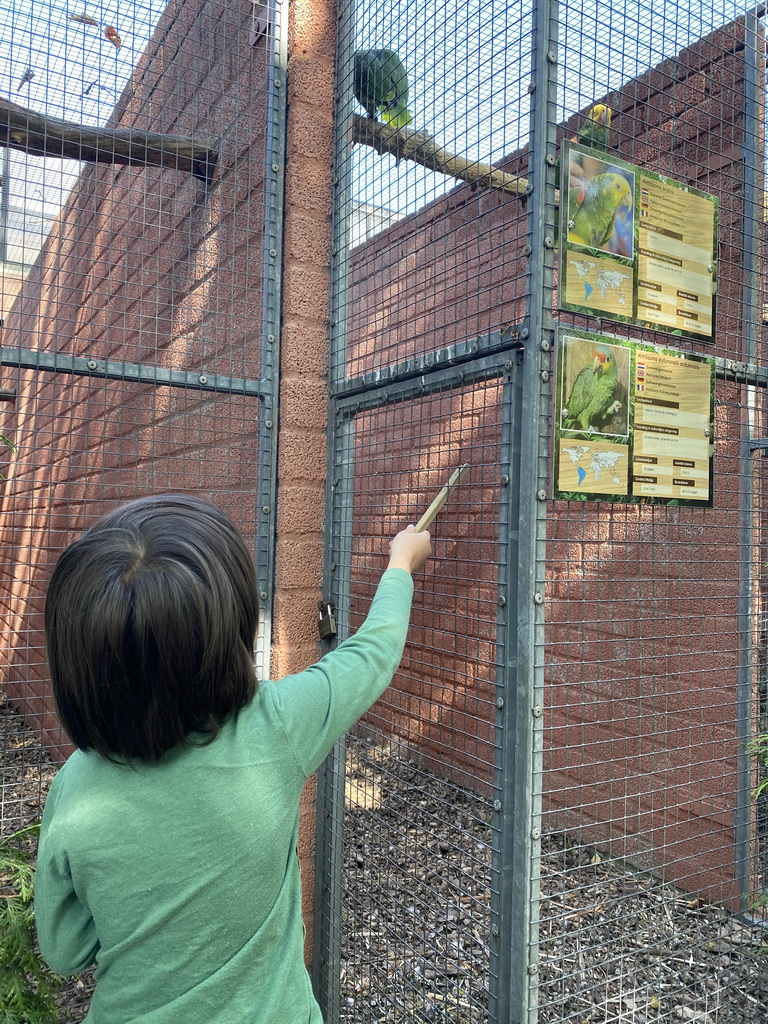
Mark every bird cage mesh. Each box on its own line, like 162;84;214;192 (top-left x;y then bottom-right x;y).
315;1;768;1022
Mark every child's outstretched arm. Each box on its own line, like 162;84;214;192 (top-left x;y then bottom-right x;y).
386;524;432;574
263;526;431;778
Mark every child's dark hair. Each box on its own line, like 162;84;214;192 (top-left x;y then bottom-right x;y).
45;494;259;763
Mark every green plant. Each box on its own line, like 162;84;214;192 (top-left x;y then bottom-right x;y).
747;725;768;954
1;823;61;1024
752;730;768;801
1;434;17;481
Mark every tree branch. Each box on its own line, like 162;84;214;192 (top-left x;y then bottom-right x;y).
351;113;530;199
0;96;217;185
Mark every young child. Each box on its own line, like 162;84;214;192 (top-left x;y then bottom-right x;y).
35;493;431;1023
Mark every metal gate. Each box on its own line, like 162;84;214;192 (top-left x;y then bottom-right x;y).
315;1;768;1022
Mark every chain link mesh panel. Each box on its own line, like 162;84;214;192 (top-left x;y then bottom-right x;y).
334;376;509;1022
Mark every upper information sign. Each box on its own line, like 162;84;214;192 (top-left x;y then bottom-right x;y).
559;142;718;341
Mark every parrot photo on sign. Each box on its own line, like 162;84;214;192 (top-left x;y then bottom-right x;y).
354;49;413;128
567;172;632;251
562;345;620;433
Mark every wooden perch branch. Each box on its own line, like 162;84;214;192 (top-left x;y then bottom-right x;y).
352;113;530;198
0;96;217;185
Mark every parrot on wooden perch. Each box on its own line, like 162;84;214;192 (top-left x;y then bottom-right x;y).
562;345;619;432
556;104;613;240
567;103;614;195
567;172;632;250
354;49;413;128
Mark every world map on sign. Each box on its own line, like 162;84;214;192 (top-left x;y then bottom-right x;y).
568;259;632;308
562;444;626;488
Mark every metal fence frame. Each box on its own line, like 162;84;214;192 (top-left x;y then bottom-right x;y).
0;0;289;660
314;1;768;1021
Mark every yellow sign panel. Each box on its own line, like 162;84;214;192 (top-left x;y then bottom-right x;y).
631;349;712;501
554;330;714;505
637;175;715;337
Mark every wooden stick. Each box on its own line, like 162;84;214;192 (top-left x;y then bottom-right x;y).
352;114;562;205
351;114;529;198
415;464;469;532
0;96;218;184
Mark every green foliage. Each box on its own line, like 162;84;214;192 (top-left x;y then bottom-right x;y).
748;726;768;935
749;728;767;800
0;824;61;1024
0;434;16;481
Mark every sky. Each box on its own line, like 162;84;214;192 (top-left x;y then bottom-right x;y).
0;0;166;262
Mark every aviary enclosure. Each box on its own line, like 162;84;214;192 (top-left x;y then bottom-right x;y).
0;0;766;1022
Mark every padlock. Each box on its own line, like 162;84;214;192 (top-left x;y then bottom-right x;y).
318;602;337;640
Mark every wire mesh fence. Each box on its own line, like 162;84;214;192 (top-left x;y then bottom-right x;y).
2;0;768;1021
316;0;768;1022
0;0;283;1016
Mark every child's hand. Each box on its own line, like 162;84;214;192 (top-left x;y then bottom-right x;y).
387;525;432;574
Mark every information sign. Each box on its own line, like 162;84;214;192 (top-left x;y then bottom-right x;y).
559;143;717;340
554;329;715;505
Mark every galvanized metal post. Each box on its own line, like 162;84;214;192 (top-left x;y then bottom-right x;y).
328;0;357;385
0;148;10;265
313;411;356;1023
492;0;560;1019
735;7;765;914
256;0;289;661
489;352;524;1024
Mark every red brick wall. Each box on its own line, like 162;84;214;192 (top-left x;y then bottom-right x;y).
0;0;272;748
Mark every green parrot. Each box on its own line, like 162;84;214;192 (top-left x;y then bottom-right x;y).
354;49;413;128
568;172;632;250
562;346;619;432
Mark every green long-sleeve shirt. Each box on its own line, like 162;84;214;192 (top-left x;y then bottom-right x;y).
35;567;414;1023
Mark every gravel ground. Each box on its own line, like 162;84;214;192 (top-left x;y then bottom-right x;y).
2;700;766;1023
341;739;768;1024
0;696;94;1020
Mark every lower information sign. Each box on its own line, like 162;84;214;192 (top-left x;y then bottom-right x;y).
554;329;715;505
